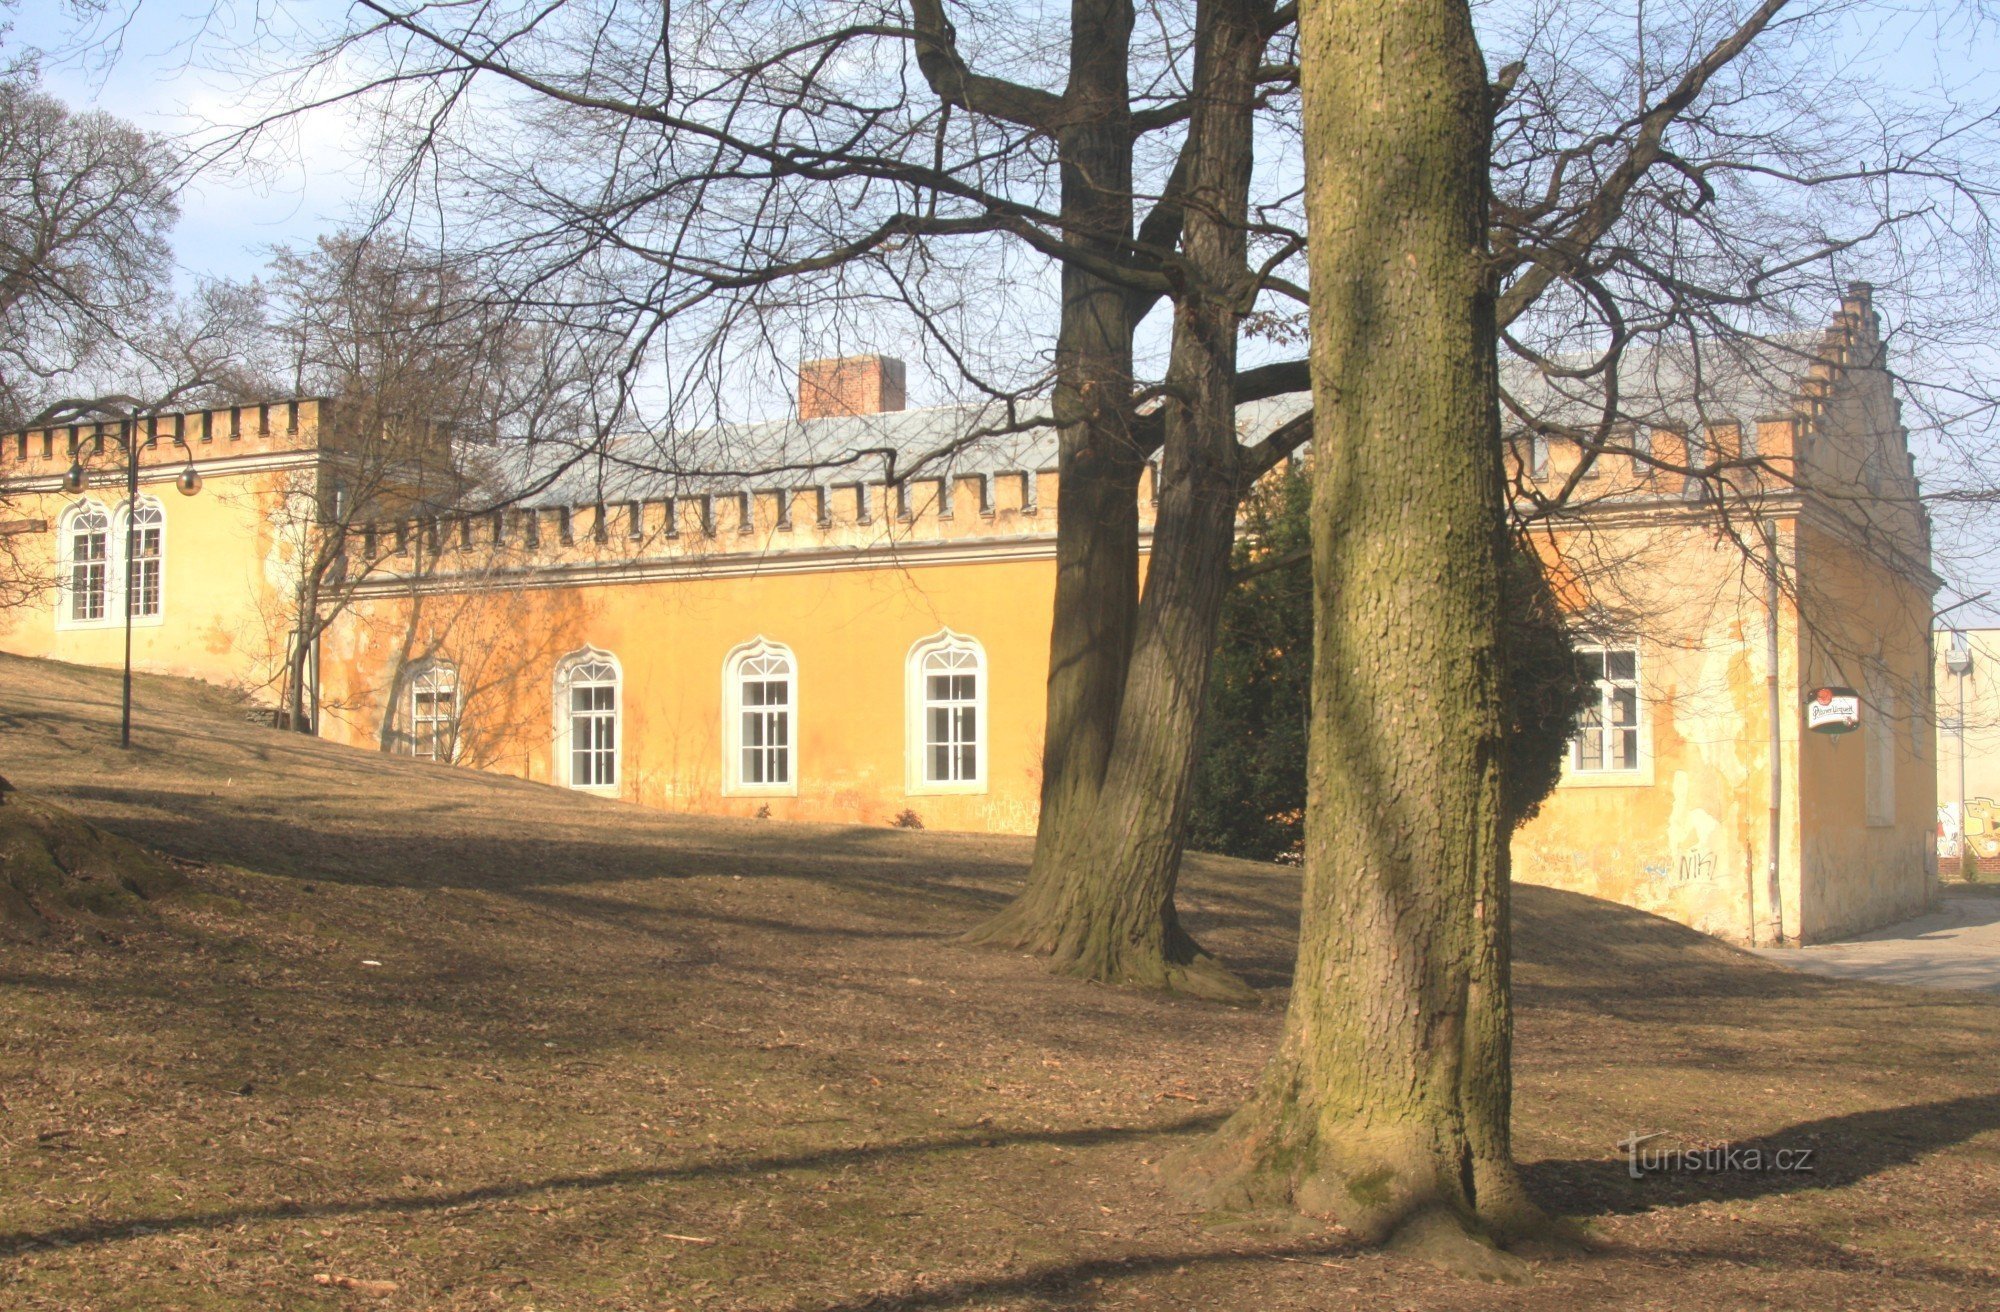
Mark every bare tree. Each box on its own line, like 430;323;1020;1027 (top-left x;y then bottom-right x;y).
196;0;1997;992
0;73;178;427
244;232;610;730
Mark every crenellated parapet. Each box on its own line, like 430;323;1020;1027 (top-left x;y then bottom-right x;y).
346;463;1110;584
0;399;333;481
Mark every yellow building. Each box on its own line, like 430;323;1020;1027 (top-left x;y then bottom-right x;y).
0;400;339;699
1510;285;1937;944
1934;626;2000;875
0;294;1939;945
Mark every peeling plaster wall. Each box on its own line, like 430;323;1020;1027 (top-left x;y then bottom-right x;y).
1512;519;1800;945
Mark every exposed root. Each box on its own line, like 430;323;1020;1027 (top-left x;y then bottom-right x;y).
966;897;1259;1005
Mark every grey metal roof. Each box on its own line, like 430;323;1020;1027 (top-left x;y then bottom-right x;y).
458;333;1819;511
1498;332;1822;435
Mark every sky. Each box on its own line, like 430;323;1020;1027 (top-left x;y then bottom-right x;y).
15;0;2000;621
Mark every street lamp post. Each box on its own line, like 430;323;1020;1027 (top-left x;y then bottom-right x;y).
61;415;203;748
1947;636;1974;877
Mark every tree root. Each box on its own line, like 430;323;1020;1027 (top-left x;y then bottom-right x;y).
963;901;1260;1006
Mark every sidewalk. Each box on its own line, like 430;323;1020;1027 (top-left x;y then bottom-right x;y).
1751;886;2000;993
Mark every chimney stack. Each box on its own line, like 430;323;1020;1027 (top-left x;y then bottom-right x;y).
799;356;906;420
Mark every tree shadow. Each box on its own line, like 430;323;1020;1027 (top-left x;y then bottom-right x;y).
0;1115;1223;1256
1525;1091;2000;1218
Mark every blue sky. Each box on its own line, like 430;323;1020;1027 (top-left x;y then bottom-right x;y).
17;0;2000;616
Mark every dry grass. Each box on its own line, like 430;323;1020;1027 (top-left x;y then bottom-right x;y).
2;651;1997;1310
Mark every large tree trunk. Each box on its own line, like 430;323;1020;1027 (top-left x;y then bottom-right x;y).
1174;0;1534;1269
966;0;1144;950
967;0;1266;1004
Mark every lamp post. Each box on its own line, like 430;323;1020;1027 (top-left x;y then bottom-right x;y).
61;415;203;749
1947;636;1974;877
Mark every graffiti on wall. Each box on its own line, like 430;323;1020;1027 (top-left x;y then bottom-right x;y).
1937;798;2000;860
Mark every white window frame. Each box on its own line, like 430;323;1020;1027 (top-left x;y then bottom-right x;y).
409;661;461;763
1569;643;1645;776
554;647;622;792
723;637;798;797
906;630;988;795
56;499;112;630
114;496;166;625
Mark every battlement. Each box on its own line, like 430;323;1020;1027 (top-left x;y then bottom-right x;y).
347;463;1125;581
0;399;332;479
1508;414;1805;502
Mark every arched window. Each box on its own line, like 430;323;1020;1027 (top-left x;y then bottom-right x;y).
59;501;110;625
906;631;987;793
116;497;165;619
724;638;796;794
556;648;621;789
409;662;459;762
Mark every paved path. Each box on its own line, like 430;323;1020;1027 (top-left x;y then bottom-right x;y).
1752;889;2000;993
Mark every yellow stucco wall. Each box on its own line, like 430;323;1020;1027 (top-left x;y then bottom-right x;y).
1793;522;1937;938
1933;628;2000;868
1511;516;1804;945
318;554;1060;833
0;404;328;696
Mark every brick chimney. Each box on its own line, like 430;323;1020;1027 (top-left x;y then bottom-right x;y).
798;355;906;420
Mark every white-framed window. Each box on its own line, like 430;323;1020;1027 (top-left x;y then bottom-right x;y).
906;631;987;794
410;662;460;762
723;638;796;795
1866;680;1897;827
556;648;621;790
60;500;111;625
1572;645;1641;772
117;497;165;619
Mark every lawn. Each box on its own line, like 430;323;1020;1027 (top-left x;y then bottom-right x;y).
2;651;1997;1310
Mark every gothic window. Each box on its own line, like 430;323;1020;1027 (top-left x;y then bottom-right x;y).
410;662;460;762
907;632;987;793
557;649;621;789
60;501;110;624
725;640;795;794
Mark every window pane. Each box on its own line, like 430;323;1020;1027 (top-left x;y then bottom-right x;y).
931;744;949;781
1606;650;1637;681
771;711;787;748
929;675;952;702
1577;726;1603;770
1610;687;1637;727
770;743;788;783
1578;649;1605;679
1615;728;1639;770
744;711;764;748
958;744;977;780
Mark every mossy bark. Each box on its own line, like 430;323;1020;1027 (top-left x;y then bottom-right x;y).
1175;0;1539;1261
967;0;1265;1005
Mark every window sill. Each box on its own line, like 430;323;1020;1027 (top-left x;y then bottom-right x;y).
723;782;798;799
55;613;166;633
1558;765;1655;789
906;780;988;797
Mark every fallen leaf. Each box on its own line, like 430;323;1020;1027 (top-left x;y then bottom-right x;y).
312;1273;399;1296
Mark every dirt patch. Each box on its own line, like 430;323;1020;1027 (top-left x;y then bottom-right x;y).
1;651;1997;1310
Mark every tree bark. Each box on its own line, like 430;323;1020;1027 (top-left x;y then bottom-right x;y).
1174;0;1534;1267
965;0;1145;953
966;0;1266;1004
